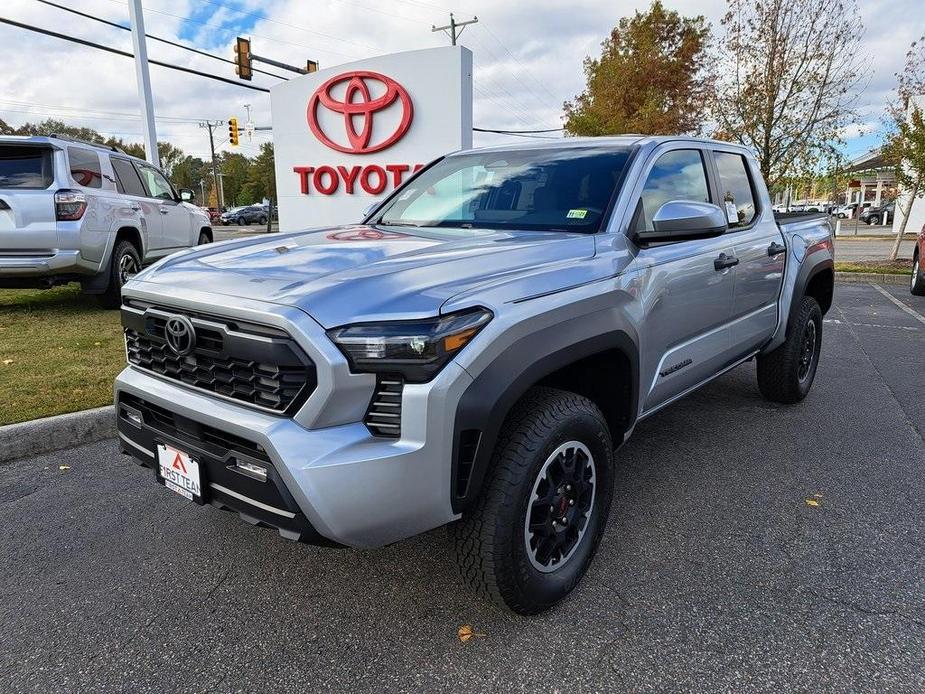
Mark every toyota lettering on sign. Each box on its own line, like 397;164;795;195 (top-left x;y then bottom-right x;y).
271;47;473;230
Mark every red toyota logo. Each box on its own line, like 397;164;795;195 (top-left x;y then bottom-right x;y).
307;71;414;155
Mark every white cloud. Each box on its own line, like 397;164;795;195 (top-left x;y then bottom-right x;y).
0;0;918;161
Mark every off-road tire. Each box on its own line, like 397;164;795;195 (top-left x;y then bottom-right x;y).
756;295;822;403
911;252;925;296
451;386;614;614
96;239;141;309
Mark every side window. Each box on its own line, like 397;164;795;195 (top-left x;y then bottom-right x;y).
67;147;102;189
634;149;710;233
134;163;175;200
713;152;757;228
110;157;147;197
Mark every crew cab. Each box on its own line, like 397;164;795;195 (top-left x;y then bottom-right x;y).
114;137;834;613
0;135;212;307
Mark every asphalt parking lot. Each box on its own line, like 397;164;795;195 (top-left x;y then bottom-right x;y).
1;283;923;693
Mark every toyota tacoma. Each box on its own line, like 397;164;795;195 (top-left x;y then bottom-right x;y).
115;136;834;613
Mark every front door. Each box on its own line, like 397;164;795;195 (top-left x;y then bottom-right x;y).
134;162;191;252
629;147;738;413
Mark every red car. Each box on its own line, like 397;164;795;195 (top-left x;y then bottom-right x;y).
913;224;925;296
200;207;221;224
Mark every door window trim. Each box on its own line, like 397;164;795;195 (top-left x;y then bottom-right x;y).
132;160;179;202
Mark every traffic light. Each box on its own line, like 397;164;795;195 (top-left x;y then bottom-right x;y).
234;37;252;80
306;59;319;74
228;117;239;147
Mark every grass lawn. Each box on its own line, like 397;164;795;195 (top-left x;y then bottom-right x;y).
834;259;912;275
0;285;124;426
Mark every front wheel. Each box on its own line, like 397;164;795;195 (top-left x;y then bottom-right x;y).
912;254;925;296
258;216;268;225
756;295;822;403
451;387;614;614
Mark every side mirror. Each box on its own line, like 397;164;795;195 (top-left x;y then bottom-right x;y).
636;200;727;242
178;188;195;202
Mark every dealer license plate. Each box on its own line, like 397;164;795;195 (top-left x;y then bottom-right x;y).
157;444;202;502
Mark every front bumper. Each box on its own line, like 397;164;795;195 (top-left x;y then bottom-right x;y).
115;354;472;549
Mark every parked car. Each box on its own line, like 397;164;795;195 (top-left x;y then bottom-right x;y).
115;136;834;613
201;206;221;224
0;135;212;307
220;204;268;226
912;223;925;296
859;201;895;225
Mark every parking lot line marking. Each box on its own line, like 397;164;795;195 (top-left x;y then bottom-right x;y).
824;318;919;331
870;283;925;326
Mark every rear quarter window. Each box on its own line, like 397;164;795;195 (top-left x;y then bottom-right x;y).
0;145;54;189
67;147;103;189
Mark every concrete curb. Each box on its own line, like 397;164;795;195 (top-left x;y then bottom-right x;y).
0;406;115;464
835;272;908;286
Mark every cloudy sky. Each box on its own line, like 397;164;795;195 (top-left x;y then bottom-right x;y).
0;0;920;162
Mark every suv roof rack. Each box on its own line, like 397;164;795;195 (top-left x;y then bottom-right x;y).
48;133;125;154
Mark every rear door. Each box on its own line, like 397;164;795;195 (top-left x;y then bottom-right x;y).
710;148;785;355
630;145;738;413
0;143;57;252
111;156;160;255
134;162;191;252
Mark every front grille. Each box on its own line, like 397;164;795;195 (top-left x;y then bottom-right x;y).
122;305;316;414
365;375;403;437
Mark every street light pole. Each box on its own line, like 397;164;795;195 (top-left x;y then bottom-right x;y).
127;0;159;167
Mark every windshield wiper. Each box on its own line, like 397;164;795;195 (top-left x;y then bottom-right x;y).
376;220;425;228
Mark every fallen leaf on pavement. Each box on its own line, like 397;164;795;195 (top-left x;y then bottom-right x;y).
458;624;486;642
58;465;71;471
805;498;819;507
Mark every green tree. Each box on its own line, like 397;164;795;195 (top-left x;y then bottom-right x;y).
245;142;276;202
219;151;253;206
883;35;925;260
711;0;867;188
564;1;710;136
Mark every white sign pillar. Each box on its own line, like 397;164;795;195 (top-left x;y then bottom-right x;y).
271;47;473;231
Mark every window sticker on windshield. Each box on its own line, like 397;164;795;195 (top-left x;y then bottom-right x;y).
566;209;588;219
397;188;416;201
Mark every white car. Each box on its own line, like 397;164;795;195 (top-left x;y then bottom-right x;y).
0;135;212;307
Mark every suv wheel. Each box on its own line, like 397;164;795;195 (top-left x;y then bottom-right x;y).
258;215;268;225
867;217;877;225
238;216;247;226
198;231;211;245
912;253;925;296
96;239;141;309
452;387;614;614
756;295;822;403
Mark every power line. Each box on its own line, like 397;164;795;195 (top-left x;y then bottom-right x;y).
0;16;271;93
34;0;288;81
474;127;564;134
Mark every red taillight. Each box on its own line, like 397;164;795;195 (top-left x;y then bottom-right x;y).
55;189;87;221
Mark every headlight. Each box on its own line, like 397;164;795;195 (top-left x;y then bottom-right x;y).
327;308;492;382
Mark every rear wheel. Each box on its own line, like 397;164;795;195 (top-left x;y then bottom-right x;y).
258;215;268;225
912;253;925;296
756;295;822;403
451;387;614;614
197;231;211;245
95;239;140;309
238;216;246;226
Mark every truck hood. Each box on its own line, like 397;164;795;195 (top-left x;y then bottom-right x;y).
133;224;597;327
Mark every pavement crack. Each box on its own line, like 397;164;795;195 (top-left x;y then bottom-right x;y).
803;588;925;629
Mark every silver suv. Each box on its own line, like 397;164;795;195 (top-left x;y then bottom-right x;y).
0;135;212;307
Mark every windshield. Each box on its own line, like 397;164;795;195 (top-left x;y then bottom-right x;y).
373;145;633;233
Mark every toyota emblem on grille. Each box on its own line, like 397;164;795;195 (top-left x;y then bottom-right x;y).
164;316;196;356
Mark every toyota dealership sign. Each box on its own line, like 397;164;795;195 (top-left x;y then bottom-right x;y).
271;46;473;230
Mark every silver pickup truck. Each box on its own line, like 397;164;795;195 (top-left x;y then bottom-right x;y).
114;136;834;613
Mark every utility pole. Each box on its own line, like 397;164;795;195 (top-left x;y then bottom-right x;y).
431;12;478;45
127;0;159;166
199;120;222;210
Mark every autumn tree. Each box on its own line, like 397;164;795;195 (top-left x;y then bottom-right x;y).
883;35;925;260
711;0;867;188
563;1;710;136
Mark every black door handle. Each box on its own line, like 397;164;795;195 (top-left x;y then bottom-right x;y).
768;242;786;256
714;253;739;271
